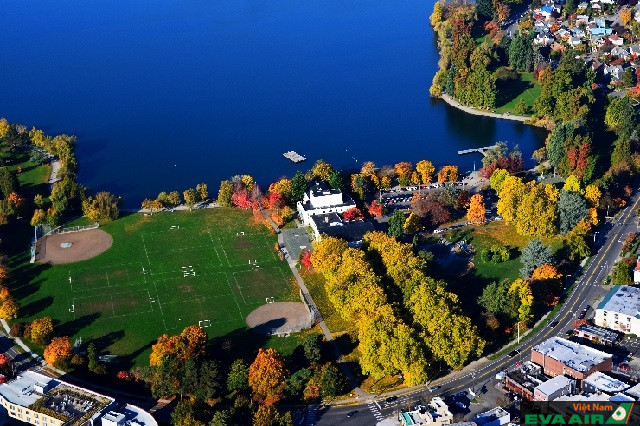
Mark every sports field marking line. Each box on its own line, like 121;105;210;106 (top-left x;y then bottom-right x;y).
140;234;153;273
224;272;245;319
68;271;73;294
207;231;224;266
70;261;144;273
150;279;169;332
145;243;212;255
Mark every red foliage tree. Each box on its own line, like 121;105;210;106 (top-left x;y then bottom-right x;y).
342;208;363;221
267;192;285;210
300;250;312;269
367;200;384;217
117;370;134;381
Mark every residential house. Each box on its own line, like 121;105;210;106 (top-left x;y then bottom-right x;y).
604;64;624;82
629;45;640;59
609;34;624;46
535;33;554;45
573;323;619;346
611;46;630;60
569;36;583;48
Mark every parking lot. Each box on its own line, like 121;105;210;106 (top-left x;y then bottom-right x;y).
280;227;313;261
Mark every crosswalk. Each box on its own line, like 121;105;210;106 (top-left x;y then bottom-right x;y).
367;400;383;421
305;405;317;426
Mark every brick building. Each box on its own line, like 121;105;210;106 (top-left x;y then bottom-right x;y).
531;337;612;380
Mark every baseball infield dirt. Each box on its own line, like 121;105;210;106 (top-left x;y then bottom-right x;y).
36;229;113;264
246;302;311;335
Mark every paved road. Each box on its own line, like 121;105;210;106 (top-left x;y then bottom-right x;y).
313;191;640;425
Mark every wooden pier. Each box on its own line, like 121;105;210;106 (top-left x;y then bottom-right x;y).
283;151;306;163
457;145;497;157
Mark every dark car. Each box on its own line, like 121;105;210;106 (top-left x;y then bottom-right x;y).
549;320;559;328
347;410;358;418
578;310;587;319
585;304;591;310
428;386;441;393
565;329;574;337
507;349;520;357
386;396;398;403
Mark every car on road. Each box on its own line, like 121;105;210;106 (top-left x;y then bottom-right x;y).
578;310;587;319
428;386;441;393
385;396;398;403
549;320;559;328
346;410;358;418
456;391;467;397
584;304;591;310
565;329;574;337
507;349;520;357
456;401;467;409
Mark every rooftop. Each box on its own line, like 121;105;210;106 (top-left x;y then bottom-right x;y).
309;180;341;198
624;382;640;399
475;406;510;426
119;404;158;426
311;214;375;242
532;337;612;372
584;372;629;394
535;375;573;396
597;285;640;318
575;323;620;343
506;362;547;392
0;371;57;407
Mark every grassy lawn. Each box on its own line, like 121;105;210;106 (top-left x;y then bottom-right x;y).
495;72;541;115
7;208;302;366
11;154;51;199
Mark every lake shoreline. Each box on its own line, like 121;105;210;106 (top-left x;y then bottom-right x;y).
439;94;532;124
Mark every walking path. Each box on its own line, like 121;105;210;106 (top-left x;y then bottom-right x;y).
441;94;530;123
48;158;61;186
259;210;367;399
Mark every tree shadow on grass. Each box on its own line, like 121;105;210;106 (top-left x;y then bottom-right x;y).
93;330;125;354
496;78;532;109
20;296;54;318
55;313;101;337
209;327;270;366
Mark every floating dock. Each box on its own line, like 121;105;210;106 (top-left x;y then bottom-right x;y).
458;145;497;157
283;150;306;163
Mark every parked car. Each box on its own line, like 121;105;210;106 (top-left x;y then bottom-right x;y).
565;329;574;337
618;363;630;371
347;410;358;418
578;310;587;319
456;401;467;409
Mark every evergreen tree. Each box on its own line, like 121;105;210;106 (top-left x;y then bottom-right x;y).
291;171;307;202
387;210;406;238
476;0;494;21
557;190;588;234
520;239;554;278
508;35;533;72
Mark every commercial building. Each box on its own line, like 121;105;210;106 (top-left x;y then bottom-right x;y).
0;370;156;426
296;181;356;226
573;323;619;346
534;375;575;401
594;285;640;335
505;362;547;401
531;337;612;380
399;396;452;426
582;372;629;395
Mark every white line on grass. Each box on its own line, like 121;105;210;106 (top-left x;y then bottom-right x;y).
151;279;169;331
108;293;116;318
225;272;245;318
140;234;153;275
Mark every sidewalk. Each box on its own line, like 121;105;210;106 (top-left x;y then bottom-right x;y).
260;210;367;399
441;94;530;123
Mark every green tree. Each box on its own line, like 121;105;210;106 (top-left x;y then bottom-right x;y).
557;190;588;234
286;368;312;397
387;210;406;238
611;261;633;285
478;280;511;316
209;410;231;426
611;137;632;167
328;171;344;190
0;168;18;199
171;399;204;426
291;171;307;202
317;363;347;397
196;183;209;201
226;359;249;393
476;0;494;20
489;169;509;193
605;97;636;138
623;68;637;88
520;239;554;278
508;34;534;72
217;181;233;207
302;333;323;365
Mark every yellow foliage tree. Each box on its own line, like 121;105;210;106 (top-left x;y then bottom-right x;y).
268;178;293;202
44;336;73;366
0;297;18;319
360;161;376;177
381;175;392;189
430;1;442;27
437;165;459;183
404;212;423;234
531;264;562;281
410;171;421;185
621;7;632;26
508;279;534;325
467;194;486;225
394;162;413;185
497;176;525;224
310;237;349;276
248;348;288;405
563;175;583;194
416;160;435;184
30;317;54;345
311;161;334;181
584;185;601;207
515;181;558;237
30;209;47;226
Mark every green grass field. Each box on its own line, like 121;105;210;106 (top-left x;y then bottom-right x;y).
12;208;299;365
495;72;540;115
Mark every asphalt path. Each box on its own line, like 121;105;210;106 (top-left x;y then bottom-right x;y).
314;191;640;426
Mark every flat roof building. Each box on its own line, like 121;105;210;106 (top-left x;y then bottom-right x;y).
534;375;575;401
582;371;629;395
573;323;620;346
398;396;452;426
474;407;510;426
309;213;375;244
531;337;612;380
0;370;156;426
594;285;640;335
505;362;547;401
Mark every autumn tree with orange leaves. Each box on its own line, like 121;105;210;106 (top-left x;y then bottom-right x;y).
44;336;73;367
149;325;207;367
437;165;459;183
467;194;486;225
248;348;288;405
29;317;54;345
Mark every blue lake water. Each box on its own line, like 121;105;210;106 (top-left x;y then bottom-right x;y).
0;1;546;205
